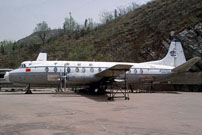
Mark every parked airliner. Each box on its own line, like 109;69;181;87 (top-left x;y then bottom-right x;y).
4;39;201;94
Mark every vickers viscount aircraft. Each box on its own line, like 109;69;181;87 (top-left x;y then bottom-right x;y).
4;39;201;95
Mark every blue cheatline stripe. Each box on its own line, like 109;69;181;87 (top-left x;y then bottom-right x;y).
12;72;171;75
31;66;108;69
172;39;180;42
20;66;171;71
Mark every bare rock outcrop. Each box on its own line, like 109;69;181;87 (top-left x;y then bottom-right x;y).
176;22;202;71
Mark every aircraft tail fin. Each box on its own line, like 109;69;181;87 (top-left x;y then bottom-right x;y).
172;57;201;73
147;39;186;67
36;51;47;61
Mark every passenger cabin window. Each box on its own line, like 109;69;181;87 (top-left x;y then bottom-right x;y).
45;67;49;72
90;67;94;73
75;67;79;72
67;67;71;73
140;69;143;74
134;69;137;74
98;67;102;72
54;67;57;73
82;67;86;73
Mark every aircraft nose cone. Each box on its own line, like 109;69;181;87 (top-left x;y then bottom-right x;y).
4;72;10;82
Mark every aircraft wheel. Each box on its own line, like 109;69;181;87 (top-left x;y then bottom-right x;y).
97;88;106;95
108;97;114;101
25;84;32;94
25;90;32;94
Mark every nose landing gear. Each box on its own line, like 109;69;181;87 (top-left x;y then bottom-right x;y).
25;84;32;94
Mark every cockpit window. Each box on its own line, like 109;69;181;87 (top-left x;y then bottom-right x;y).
20;64;26;68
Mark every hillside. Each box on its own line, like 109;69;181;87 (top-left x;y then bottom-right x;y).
0;0;202;70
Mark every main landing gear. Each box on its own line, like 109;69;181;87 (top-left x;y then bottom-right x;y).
25;84;32;94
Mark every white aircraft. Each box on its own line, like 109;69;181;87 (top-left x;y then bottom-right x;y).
4;39;201;95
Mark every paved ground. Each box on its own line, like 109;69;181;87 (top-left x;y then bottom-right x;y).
0;90;202;135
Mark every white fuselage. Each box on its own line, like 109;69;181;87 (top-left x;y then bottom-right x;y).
5;60;174;87
4;39;192;89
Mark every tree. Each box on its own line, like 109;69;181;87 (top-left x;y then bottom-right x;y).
84;19;88;28
131;2;139;11
126;2;139;13
114;9;118;19
63;12;77;33
0;40;14;55
33;21;51;45
84;18;94;30
100;11;114;24
0;45;4;54
117;7;127;17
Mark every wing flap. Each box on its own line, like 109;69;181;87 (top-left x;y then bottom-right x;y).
96;64;133;77
172;57;201;73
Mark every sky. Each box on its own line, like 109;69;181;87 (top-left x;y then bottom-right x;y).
0;0;150;41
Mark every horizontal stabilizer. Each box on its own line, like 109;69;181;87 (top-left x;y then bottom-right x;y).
172;57;201;73
96;64;133;77
114;79;125;82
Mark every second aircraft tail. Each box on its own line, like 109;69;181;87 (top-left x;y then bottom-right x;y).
36;51;47;61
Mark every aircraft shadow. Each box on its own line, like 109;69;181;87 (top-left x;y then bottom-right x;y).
76;92;110;102
0;91;82;98
152;91;181;94
0;90;109;101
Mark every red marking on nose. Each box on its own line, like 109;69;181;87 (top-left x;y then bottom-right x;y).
26;68;31;72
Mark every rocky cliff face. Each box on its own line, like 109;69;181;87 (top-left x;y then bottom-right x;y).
177;22;202;71
138;22;202;71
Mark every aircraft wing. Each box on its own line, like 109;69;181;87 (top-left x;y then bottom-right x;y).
96;64;133;77
172;57;201;73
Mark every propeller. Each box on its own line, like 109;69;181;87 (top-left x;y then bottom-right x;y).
58;70;63;92
63;63;69;91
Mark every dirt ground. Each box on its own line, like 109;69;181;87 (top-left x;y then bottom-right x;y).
0;90;202;135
